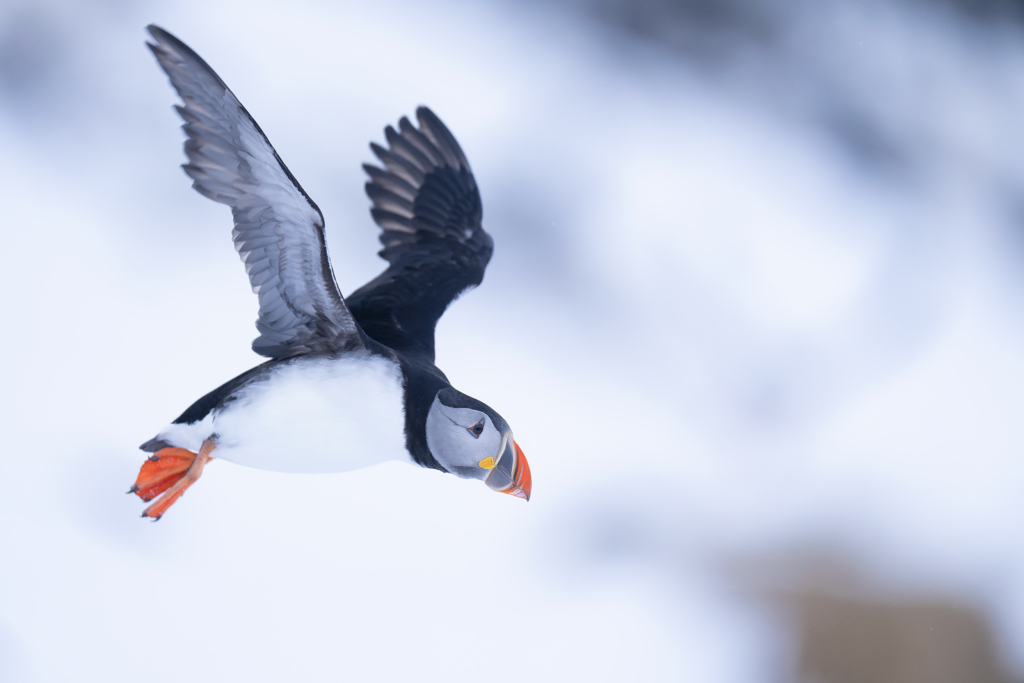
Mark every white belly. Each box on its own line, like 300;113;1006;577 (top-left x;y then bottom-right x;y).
156;354;410;473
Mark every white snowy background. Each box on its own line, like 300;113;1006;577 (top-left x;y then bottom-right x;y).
2;0;1024;681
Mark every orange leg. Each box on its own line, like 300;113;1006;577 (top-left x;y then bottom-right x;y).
131;439;216;520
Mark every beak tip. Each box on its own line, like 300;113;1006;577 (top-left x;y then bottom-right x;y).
495;439;531;502
516;440;531;502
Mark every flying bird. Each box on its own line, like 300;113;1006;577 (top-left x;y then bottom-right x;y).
132;25;530;519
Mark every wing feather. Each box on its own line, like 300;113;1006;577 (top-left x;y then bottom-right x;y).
371;143;426;184
347;107;492;362
362;164;417;200
147;25;361;359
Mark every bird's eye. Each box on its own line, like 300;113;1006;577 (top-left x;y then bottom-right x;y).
468;420;484;438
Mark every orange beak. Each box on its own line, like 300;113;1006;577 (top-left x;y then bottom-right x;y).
485;434;532;501
501;440;531;501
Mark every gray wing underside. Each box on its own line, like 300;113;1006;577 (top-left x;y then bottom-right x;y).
146;25;361;359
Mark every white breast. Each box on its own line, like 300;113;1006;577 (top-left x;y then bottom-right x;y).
158;354;410;473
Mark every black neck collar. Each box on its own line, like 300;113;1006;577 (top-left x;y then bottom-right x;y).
396;352;451;471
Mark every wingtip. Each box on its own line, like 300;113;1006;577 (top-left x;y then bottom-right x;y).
145;24;169;44
415;106;446;135
414;106;470;171
369;141;388;162
144;25;202;67
144;26;172;62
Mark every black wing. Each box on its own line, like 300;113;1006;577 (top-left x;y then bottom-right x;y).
147;25;362;359
346;107;493;362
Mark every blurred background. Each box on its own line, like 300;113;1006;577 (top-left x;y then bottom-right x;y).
2;0;1024;680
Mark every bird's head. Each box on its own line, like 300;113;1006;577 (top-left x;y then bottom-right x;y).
424;387;531;500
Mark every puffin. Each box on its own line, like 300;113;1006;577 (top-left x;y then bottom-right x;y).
131;25;531;520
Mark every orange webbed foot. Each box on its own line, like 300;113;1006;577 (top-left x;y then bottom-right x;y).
131;440;215;521
130;448;195;501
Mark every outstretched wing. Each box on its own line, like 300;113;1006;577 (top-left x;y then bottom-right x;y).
147;25;362;359
347;107;493;362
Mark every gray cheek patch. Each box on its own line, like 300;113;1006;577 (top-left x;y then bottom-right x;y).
425;395;502;479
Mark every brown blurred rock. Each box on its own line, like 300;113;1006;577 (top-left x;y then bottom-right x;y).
792;593;1017;683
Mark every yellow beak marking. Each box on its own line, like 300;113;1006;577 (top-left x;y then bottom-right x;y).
478;457;496;470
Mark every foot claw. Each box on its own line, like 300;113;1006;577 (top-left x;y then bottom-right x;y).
127;485;139;494
148;454;160;461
